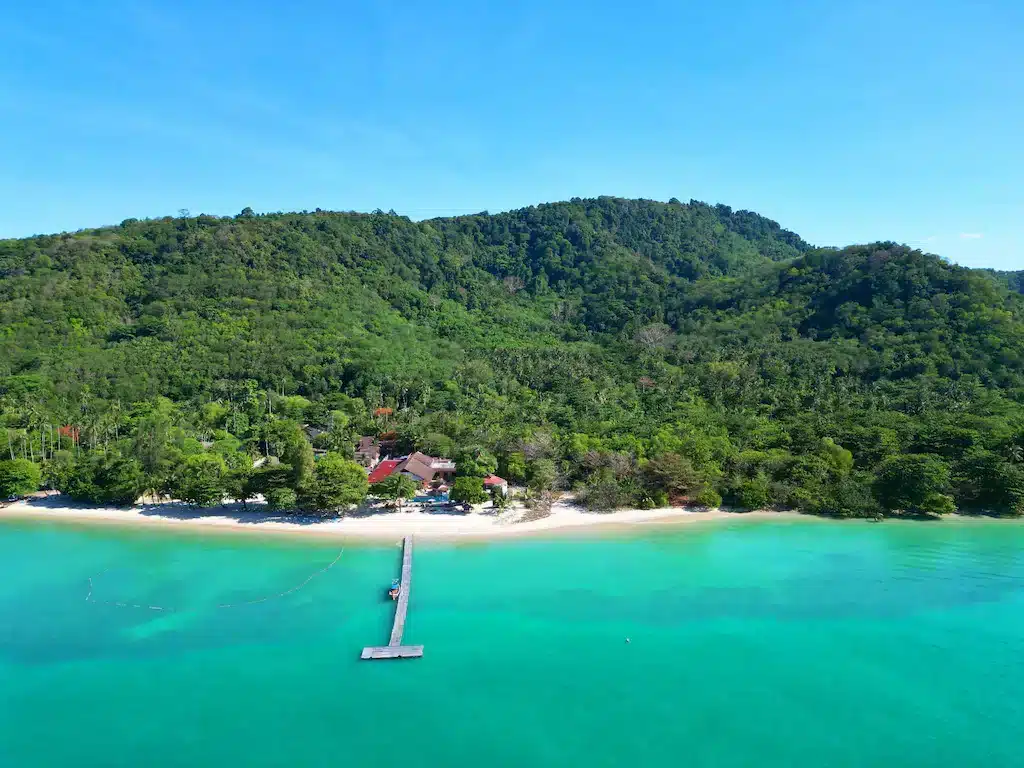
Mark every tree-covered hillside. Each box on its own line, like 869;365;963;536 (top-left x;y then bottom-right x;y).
988;269;1024;295
2;197;1022;517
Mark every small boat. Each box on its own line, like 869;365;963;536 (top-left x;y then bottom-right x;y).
388;578;401;600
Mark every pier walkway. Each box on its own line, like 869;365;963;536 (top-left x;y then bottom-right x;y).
361;535;423;660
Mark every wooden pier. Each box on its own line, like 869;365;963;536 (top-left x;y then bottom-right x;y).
361;535;423;660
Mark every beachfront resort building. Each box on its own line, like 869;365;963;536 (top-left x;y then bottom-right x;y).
483;474;509;497
362;446;509;503
402;452;456;484
355;436;381;467
364;454;452;501
367;451;457;489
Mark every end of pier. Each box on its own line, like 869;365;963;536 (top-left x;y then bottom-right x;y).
361;535;422;660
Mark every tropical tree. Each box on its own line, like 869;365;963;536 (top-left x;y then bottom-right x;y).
265;420;315;485
501;451;528;484
420;432;455;458
953;449;1024;514
451;476;488;504
454;446;497;477
64;450;145;506
96;452;145;505
0;459;42;498
875;454;955;517
526;459;557;495
172;453;227;507
44;450;76;492
247;463;293;503
576;475;633;511
266;486;298;512
221;453;256;509
734;476;772;510
298;453;369;515
693;486;723;509
641;453;704;502
375;473;419;512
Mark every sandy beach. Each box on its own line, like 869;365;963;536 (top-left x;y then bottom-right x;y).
0;494;799;541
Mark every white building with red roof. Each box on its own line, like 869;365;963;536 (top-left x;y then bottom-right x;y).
483;474;508;496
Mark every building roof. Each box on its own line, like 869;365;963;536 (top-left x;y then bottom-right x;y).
400;452;437;482
483;474;507;487
356;435;380;456
367;459;402;484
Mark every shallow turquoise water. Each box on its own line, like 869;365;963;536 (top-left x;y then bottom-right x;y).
1;517;1022;767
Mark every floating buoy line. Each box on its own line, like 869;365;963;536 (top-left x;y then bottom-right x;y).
85;548;344;612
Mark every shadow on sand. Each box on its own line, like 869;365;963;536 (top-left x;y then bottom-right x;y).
14;494;478;527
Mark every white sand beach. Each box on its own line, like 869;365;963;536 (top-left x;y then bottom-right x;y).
0;494;795;541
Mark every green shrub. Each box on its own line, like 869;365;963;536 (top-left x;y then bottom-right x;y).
0;459;42;498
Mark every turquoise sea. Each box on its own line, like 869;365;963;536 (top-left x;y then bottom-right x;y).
1;516;1022;767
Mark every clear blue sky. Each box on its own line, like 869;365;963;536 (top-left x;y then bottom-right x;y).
2;0;1022;268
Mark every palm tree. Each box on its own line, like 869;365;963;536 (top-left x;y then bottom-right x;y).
378;474;418;513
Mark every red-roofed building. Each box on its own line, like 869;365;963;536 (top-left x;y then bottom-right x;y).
367;453;459;490
483;474;508;496
367;459;402;484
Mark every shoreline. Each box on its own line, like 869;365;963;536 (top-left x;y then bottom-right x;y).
0;496;798;542
1;497;1018;544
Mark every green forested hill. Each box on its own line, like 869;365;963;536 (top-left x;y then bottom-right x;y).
0;197;806;403
989;269;1024;294
2;197;1023;517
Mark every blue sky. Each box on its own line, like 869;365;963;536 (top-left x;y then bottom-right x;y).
2;0;1022;268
